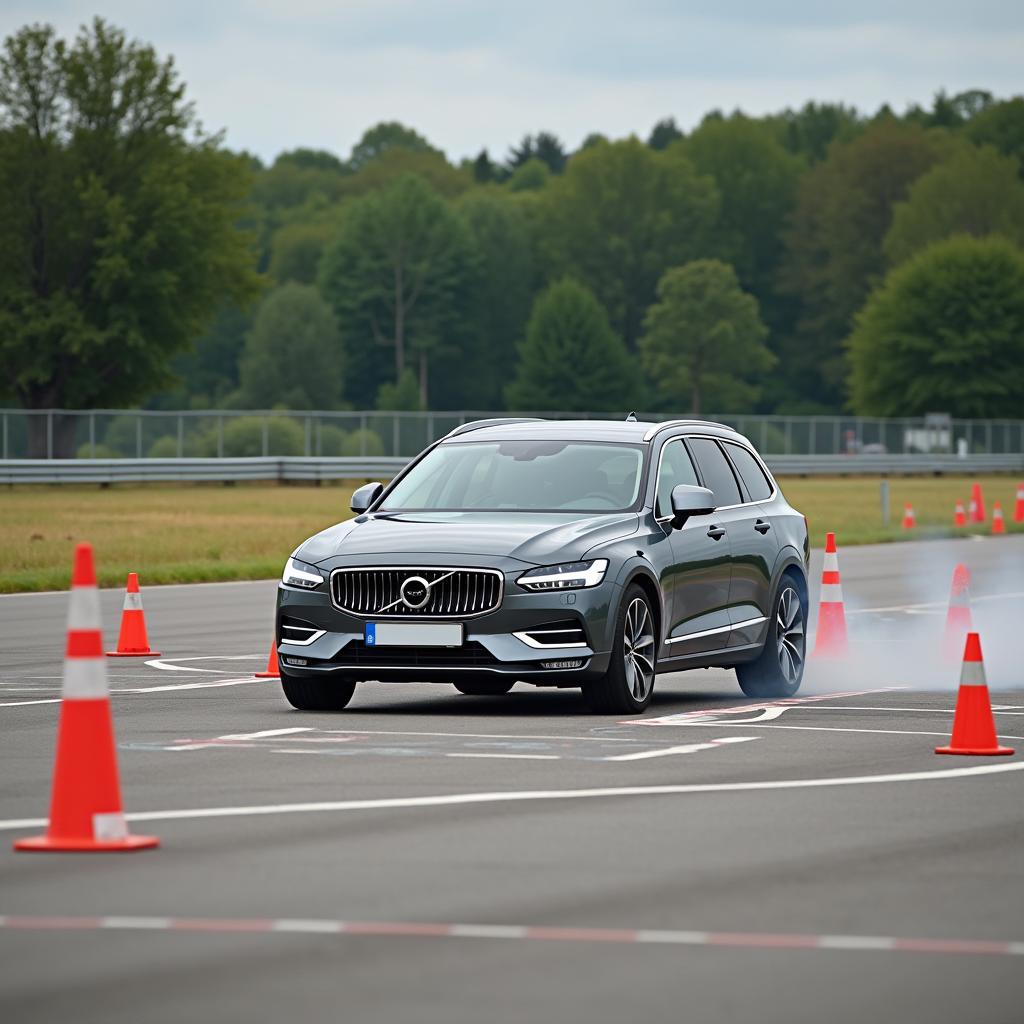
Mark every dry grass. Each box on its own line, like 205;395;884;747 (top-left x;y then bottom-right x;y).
0;475;1020;592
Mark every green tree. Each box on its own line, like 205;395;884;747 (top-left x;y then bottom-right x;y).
236;284;343;409
348;121;440;172
884;146;1024;265
506;279;641;411
640;260;773;414
338;146;471;199
647;117;683;150
376;367;422;410
777;118;952;409
966;98;1024;179
319;174;477;407
540;138;719;349
472;149;496;183
0;19;260;455
677;114;803;326
507;157;550;191
769;101;863;163
848;236;1024;418
268;220;336;284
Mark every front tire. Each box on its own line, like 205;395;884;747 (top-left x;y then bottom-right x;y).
281;671;356;711
584;585;656;714
453;677;516;696
735;578;806;699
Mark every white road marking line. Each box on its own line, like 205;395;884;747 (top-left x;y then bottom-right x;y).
322;728;638;744
217;727;313;741
0;698;61;707
670;722;1024;741
446;753;561;761
804;705;1024;716
120;677;267;694
146;655;260;673
3;760;1022;834
846;590;1024;615
605;737;758;762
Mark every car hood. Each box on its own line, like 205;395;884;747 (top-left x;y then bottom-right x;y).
296;511;640;567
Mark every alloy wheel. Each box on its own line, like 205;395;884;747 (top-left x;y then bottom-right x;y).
776;587;805;685
622;597;655;702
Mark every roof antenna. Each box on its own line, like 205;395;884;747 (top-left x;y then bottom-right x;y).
625;411;637;422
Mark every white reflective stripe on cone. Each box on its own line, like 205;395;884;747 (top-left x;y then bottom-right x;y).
819;583;844;602
63;658;109;700
960;661;987;688
67;585;102;630
123;591;143;611
823;552;839;573
93;812;127;840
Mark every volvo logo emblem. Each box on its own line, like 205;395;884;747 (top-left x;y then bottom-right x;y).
399;575;431;609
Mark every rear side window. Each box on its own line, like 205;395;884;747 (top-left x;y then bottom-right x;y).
724;442;773;502
688;438;742;506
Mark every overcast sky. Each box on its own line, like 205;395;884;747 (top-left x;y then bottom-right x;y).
3;2;1022;164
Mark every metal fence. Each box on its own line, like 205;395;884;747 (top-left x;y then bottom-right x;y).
2;408;1023;461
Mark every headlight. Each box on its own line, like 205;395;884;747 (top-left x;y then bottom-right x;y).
517;559;609;591
282;557;325;589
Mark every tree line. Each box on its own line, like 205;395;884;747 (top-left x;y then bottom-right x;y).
2;19;1023;459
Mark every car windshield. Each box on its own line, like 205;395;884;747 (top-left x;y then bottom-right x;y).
379;440;646;513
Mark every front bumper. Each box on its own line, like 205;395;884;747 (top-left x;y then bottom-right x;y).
274;564;620;686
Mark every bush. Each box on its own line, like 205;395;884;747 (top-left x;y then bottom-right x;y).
317;424;348;455
341;428;385;457
208;416;307;456
147;436;180;458
76;443;121;459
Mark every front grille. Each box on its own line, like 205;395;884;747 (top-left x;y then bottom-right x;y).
331;566;503;619
337;641;498;668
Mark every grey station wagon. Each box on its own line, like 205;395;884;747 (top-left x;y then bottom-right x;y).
275;417;810;714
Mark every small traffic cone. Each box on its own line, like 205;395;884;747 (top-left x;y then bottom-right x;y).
1014;482;1024;524
935;633;1013;756
991;502;1006;535
106;573;160;657
970;481;986;523
943;564;973;661
813;532;848;657
15;544;159;852
901;503;916;530
953;501;967;528
255;636;279;678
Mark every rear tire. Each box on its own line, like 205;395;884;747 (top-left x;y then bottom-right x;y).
281;671;356;711
735;578;806;699
584;585;656;715
453;677;516;696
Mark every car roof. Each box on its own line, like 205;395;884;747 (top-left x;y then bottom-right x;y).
443;418;744;445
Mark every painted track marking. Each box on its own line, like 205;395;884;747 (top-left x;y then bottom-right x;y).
447;753;561;761
605;737;758;762
0;915;1021;958
1;760;1021;833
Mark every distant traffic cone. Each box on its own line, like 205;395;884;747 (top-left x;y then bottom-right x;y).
14;544;159;852
935;633;1013;756
1014;482;1024;524
991;502;1006;535
106;573;160;657
970;481;986;523
901;503;916;530
943;564;973;661
255;636;280;678
813;532;848;657
953;501;967;528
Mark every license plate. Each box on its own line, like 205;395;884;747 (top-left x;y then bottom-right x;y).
365;622;463;648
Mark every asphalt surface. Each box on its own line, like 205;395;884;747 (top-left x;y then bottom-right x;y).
2;535;1023;1024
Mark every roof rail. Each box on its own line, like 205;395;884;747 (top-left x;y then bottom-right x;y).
641;419;739;442
443;417;546;439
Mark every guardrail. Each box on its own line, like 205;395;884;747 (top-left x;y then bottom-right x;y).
3;453;1022;486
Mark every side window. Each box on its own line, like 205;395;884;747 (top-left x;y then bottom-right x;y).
688;438;742;507
724;443;773;502
656;439;700;517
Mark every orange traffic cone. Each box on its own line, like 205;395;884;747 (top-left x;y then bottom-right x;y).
813;532;848;657
953;501;967;528
943;564;973;661
255;636;280;678
970;481;985;523
106;573;160;657
935;633;1013;756
1014;482;1024;524
15;544;159;852
901;503;916;530
991;502;1006;535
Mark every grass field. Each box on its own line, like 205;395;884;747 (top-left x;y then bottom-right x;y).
1;475;1021;592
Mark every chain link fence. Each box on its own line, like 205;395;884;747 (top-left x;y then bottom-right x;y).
2;408;1023;460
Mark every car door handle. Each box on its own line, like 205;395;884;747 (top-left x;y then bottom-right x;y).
706;526;726;540
754;519;771;534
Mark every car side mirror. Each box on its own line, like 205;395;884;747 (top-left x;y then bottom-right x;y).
350;481;384;515
670;484;716;529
